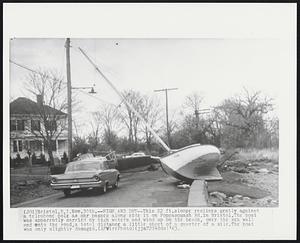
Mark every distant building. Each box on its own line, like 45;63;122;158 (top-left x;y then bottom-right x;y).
10;96;68;160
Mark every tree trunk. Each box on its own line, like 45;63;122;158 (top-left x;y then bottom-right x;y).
28;155;32;174
48;148;54;166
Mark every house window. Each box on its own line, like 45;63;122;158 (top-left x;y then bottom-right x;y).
10;120;17;131
45;120;57;131
17;120;25;131
11;120;25;131
13;141;18;152
31;120;41;131
18;140;23;151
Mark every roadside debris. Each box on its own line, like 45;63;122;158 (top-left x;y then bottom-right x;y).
147;164;159;171
210;191;227;200
208;189;278;207
257;168;269;173
177;184;190;189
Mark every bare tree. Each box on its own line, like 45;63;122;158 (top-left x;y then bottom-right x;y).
183;92;204;129
24;70;68;165
138;95;163;151
93;103;121;150
120;90;143;144
87;120;101;150
215;88;274;148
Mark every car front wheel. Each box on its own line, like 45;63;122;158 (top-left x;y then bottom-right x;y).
114;177;119;188
63;189;71;197
102;183;107;193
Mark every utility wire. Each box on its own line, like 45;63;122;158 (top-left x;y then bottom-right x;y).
9;59;64;83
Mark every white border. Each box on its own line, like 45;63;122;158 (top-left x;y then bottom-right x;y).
3;3;297;240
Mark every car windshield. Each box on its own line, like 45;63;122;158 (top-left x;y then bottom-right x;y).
65;161;101;173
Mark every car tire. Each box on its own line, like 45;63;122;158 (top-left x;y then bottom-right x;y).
102;183;107;193
64;189;71;197
114;177;119;188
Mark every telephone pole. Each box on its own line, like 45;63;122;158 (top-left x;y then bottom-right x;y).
195;109;211;129
65;38;72;161
154;88;178;147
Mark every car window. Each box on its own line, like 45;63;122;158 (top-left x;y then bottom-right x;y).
65;161;100;173
99;162;105;170
102;161;108;170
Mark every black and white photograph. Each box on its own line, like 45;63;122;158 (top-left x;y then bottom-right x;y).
3;3;296;241
10;38;279;208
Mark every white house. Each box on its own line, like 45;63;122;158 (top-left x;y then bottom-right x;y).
10;96;68;161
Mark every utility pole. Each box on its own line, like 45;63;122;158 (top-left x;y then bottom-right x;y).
65;38;72;161
154;88;178;148
195;109;211;129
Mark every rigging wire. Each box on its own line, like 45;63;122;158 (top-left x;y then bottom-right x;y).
78;47;171;152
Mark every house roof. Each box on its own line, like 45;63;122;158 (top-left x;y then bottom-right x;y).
10;97;67;116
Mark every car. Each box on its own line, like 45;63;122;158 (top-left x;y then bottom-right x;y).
131;152;146;157
50;158;120;197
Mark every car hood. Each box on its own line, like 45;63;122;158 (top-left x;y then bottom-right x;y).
52;171;101;179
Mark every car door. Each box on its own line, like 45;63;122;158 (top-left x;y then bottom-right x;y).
106;161;119;185
100;161;116;186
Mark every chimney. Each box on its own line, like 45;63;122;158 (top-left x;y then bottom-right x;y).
36;94;43;106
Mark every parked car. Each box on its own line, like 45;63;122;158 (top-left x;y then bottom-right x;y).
50;158;120;197
131;152;146;157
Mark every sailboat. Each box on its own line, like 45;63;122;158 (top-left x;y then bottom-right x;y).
78;47;222;182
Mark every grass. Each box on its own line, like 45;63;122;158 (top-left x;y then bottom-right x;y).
235;148;279;163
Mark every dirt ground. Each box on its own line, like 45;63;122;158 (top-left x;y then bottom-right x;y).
207;151;279;207
10;171;55;205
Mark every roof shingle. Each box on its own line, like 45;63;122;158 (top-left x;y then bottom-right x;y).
10;97;66;116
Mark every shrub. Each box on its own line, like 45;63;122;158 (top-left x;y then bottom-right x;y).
10;157;15;168
40;154;47;165
116;156;159;171
31;152;37;164
62;151;68;163
14;153;22;167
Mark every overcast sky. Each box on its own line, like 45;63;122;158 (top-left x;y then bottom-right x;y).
10;38;280;136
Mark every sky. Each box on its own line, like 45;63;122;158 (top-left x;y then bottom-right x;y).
10;38;280;136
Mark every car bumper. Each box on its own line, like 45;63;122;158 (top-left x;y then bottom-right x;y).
50;180;104;190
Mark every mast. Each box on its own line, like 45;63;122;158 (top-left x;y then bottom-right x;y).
78;47;171;153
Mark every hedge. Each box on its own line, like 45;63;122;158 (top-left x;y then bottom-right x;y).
49;156;160;174
116;156;159;171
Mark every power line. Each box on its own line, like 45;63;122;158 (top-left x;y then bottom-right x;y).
154;88;178;148
9;59;64;83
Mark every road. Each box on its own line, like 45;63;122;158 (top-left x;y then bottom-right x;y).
13;168;189;207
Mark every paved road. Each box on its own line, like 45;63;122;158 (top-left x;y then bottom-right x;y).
13;168;189;207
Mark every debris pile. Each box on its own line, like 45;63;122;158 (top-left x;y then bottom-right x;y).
177;184;191;189
147;163;159;171
220;159;278;175
209;191;278;207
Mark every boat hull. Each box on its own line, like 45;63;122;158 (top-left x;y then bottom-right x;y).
160;144;222;181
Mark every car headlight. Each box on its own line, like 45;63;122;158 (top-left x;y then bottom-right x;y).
51;177;57;183
93;175;100;181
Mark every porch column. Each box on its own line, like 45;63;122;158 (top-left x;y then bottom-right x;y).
41;140;44;154
56;139;59;153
